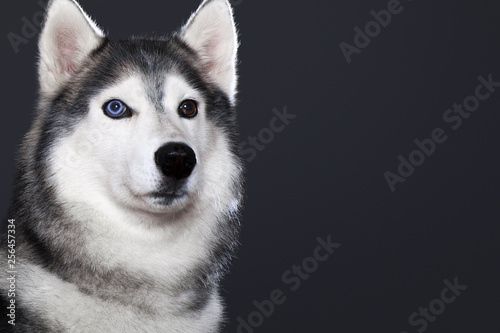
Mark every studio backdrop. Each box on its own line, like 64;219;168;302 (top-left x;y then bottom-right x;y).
1;0;499;332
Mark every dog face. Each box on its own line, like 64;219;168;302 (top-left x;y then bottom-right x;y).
37;0;242;215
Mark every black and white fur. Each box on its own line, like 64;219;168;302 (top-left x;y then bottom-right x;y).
1;0;243;332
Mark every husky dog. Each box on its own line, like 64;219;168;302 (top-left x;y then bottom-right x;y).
0;0;243;332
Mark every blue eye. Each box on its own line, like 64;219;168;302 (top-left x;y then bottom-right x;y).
103;100;131;118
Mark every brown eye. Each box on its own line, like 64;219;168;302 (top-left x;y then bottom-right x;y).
178;100;198;118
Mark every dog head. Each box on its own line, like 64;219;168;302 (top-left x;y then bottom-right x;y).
35;0;242;217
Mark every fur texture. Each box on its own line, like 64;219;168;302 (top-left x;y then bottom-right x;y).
1;0;243;332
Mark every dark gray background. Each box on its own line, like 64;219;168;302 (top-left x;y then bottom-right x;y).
1;0;499;332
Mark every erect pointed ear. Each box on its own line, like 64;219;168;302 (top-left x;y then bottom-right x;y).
180;0;239;103
38;0;105;96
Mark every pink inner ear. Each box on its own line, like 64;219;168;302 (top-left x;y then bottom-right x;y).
56;29;79;74
200;34;224;74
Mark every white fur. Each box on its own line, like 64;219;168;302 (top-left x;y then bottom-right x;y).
38;0;104;96
0;1;243;331
181;0;239;104
14;262;222;332
50;72;240;274
34;73;242;331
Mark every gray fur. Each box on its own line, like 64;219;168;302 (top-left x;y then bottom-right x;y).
1;0;243;332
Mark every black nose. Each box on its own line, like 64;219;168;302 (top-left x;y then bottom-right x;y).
155;143;197;180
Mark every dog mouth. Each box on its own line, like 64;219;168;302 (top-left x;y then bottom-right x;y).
127;179;192;210
149;189;188;205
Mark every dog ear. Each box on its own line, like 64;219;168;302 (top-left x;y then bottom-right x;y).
180;0;239;103
38;0;105;96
